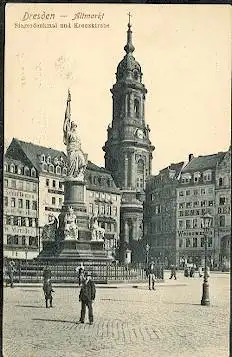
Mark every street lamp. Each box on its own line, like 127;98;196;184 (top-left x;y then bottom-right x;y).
200;212;213;306
145;243;150;265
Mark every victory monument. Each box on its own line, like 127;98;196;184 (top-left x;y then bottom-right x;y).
38;91;110;262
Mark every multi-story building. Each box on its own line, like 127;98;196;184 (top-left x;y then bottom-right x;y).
176;152;226;268
144;162;184;267
103;20;154;262
215;146;231;269
4;138;121;260
3;156;39;260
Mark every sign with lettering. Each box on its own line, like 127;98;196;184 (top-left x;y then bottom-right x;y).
5;189;37;200
4;225;37;236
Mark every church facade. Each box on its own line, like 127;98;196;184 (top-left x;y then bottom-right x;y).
103;20;155;262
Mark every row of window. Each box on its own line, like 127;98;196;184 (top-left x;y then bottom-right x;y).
6;235;38;247
4;178;37;192
46;179;63;189
5;216;38;227
89;191;119;201
41;163;67;175
4;163;36;177
179;237;213;248
51;197;63;206
40;154;65;165
88;175;114;188
89;203;118;217
179;200;214;209
179;187;214;197
178;218;214;230
181;172;212;184
179;208;213;217
4;197;37;210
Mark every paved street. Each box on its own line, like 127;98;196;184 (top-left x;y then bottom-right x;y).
3;272;230;357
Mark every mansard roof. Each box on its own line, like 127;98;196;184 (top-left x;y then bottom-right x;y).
182;152;226;173
5;138;120;192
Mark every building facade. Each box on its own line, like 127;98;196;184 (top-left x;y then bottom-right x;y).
103;20;154;262
3;157;39;260
144;163;184;267
176;152;227;268
4;139;121;260
215;147;231;269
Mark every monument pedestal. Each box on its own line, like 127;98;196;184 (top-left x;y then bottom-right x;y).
37;178;111;263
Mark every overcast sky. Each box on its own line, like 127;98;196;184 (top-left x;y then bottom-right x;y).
5;4;231;174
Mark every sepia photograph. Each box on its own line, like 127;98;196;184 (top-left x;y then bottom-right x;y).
3;3;231;357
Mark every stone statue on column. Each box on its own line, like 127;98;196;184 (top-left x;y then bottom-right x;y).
63;89;87;181
90;216;105;241
42;214;58;241
64;206;79;240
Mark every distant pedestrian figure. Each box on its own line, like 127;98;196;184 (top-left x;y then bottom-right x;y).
79;272;96;325
169;265;177;280
190;266;195;278
198;266;203;278
43;267;52;280
76;262;85;286
184;266;189;277
43;277;54;308
147;260;156;290
6;260;16;288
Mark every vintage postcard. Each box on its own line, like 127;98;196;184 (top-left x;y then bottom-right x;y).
3;3;231;357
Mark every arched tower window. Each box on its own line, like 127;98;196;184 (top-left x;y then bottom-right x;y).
127;94;130;117
137;159;144;190
219;177;223;186
134;98;140;118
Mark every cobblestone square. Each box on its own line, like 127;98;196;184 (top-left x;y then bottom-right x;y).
3;272;230;357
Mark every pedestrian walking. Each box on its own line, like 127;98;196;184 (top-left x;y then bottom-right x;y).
190;266;195;278
184;265;189;277
147;259;156;290
198;266;203;278
79;271;96;325
43;277;54;308
169;265;177;280
76;262;85;286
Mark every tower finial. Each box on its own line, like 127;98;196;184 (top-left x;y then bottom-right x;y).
128;12;132;28
67;88;71;102
124;13;135;54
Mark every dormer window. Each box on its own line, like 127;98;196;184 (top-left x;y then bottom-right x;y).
181;173;191;183
47;156;51;164
54;157;58;165
17;167;22;175
56;166;61;175
24;166;30;176
4;164;8;172
41;154;45;162
62;167;67;176
49;164;54;173
42;163;47;171
193;172;201;183
31;168;36;177
203;170;212;182
10;164;15;173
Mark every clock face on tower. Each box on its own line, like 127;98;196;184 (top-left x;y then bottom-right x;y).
137;129;144;139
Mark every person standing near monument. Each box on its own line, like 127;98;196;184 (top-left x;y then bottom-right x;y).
43;276;54;308
75;262;85;286
79;271;96;325
147;259;156;290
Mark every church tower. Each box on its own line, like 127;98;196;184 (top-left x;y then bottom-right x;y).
103;16;155;262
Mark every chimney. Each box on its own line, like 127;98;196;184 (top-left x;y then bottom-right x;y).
188;153;194;162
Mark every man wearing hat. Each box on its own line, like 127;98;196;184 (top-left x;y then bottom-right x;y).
79;271;96;325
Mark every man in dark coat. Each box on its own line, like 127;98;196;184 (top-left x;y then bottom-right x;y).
79;272;96;325
169;264;177;280
43;278;54;308
147;259;156;290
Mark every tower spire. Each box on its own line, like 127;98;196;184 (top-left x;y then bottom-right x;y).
124;12;135;54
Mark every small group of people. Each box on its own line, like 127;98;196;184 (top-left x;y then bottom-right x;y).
184;265;209;278
42;264;96;325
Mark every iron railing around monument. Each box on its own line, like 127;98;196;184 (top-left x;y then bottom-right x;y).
6;260;149;284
